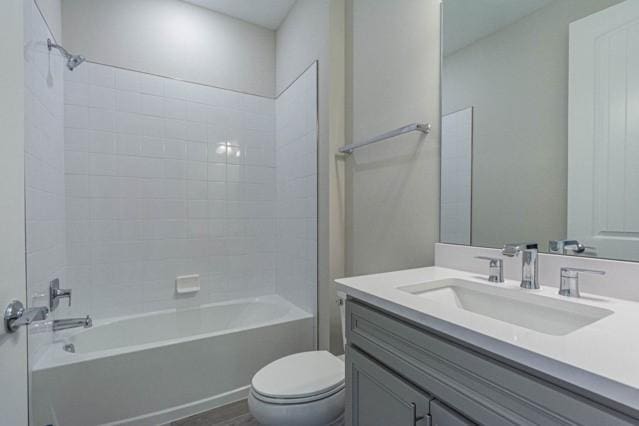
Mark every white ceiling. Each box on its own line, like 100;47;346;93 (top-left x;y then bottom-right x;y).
184;0;297;30
443;0;554;55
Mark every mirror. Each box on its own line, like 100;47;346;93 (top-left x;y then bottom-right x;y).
440;0;639;262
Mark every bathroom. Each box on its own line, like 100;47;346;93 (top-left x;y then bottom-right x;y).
1;0;639;425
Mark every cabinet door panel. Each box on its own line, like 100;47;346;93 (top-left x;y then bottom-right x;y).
431;400;475;426
346;345;430;426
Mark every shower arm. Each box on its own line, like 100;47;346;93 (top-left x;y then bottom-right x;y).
47;38;71;58
47;38;86;71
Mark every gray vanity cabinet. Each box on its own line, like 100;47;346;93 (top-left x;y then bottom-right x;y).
346;345;431;425
346;344;474;426
430;400;475;426
344;298;639;426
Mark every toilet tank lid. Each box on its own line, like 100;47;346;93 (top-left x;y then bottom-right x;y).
251;351;345;399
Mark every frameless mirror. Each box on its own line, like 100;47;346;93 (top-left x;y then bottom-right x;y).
440;0;639;262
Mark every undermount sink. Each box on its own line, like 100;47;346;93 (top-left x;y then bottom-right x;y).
398;278;613;336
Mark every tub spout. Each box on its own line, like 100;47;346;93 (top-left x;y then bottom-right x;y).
53;315;92;331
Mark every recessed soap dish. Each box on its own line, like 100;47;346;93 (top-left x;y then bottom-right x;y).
176;274;200;294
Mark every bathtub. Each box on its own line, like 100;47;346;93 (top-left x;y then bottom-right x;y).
32;295;314;426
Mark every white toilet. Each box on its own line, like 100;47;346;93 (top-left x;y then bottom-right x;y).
248;295;347;425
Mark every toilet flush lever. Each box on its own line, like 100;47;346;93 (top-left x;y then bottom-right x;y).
475;256;504;283
49;278;72;311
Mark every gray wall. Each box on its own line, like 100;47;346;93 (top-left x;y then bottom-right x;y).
443;0;622;251
61;0;275;97
346;0;441;275
35;0;62;41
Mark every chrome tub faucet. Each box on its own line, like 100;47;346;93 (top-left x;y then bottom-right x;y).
53;315;92;332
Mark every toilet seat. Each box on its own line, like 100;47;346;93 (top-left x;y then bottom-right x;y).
251;351;344;402
251;381;345;405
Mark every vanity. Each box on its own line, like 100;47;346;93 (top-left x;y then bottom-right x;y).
336;266;639;426
336;0;639;424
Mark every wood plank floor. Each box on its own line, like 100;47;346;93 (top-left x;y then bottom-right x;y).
171;399;258;426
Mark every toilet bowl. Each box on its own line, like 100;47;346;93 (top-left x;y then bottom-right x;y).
248;351;345;426
248;294;347;425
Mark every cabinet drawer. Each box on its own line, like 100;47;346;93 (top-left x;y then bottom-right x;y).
346;299;638;426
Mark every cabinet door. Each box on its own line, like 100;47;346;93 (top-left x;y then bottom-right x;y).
346;345;430;426
431;400;475;426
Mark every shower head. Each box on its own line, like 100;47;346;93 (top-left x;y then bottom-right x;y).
66;54;86;71
47;38;86;71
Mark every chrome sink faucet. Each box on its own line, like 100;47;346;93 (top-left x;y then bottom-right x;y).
502;242;539;289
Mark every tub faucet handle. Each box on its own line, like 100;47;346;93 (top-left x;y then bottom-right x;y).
50;278;72;311
4;300;49;333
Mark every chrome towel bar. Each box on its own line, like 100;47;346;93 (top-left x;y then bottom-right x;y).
338;122;431;154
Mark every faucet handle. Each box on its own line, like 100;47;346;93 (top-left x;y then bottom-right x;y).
49;279;72;311
560;267;605;277
475;255;502;264
475;256;504;283
4;300;49;333
550;240;590;254
502;242;538;257
59;289;72;307
559;267;605;297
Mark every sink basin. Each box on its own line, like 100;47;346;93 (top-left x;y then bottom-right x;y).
398;278;613;336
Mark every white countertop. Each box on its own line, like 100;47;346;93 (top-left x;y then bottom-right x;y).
335;266;639;413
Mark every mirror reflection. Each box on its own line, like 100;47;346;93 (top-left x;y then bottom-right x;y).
441;0;638;261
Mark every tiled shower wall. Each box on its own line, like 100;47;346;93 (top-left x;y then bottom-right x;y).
63;63;279;319
275;64;318;314
24;0;66;360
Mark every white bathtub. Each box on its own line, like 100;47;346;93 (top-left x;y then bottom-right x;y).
32;295;314;426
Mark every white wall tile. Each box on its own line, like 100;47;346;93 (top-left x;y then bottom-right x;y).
114;68;140;92
89;130;117;154
88;108;115;131
63;63;291;319
88;85;116;109
274;64;317;315
115;90;141;113
88;63;115;88
65;105;89;129
65;81;89;106
139;73;164;96
164;98;187;120
21;49;318;337
141;94;165;117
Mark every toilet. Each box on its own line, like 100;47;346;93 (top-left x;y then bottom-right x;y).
248;295;347;425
